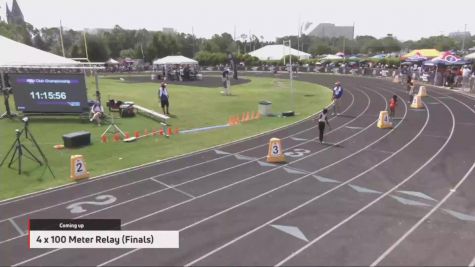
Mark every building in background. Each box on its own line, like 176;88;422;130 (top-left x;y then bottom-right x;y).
305;23;354;39
449;31;471;39
6;0;25;25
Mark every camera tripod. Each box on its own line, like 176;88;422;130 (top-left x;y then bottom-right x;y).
0;121;55;177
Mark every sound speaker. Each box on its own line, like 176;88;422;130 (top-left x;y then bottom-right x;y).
62;131;91;148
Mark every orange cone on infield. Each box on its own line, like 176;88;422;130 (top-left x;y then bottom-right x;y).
167;127;172;136
125;132;130;139
251;111;256;120
267;138;286;163
175;128;179;134
245;112;250;121
159;128;164;136
113;133;121;142
152;128;157;136
134;131;140;138
101;135;108;143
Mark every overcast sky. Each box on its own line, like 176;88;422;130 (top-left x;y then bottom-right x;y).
3;0;474;41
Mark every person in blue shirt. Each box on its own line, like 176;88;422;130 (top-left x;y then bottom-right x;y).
332;81;344;116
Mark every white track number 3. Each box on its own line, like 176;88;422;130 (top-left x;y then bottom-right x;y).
285;148;311;158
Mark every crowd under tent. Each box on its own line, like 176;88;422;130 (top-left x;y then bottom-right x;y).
248;45;311;61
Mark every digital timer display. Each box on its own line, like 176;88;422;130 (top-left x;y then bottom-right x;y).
10;73;89;113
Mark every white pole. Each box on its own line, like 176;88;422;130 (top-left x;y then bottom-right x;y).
59;20;66;57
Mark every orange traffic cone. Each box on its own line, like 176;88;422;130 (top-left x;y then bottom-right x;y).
175;128;179;134
245;112;250;121
125;132;130;139
101;135;108;143
228;117;233;126
152;128;157;136
159;128;164;136
113;133;121;142
255;112;261;119
144;129;149;137
167;127;172;136
134;131;140;138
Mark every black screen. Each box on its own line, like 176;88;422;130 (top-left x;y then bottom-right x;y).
10;73;89;113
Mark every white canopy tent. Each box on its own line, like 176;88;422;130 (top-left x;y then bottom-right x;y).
464;52;475;60
248;45;311;61
320;54;344;60
153;55;198;65
106;58;119;65
0;35;81;68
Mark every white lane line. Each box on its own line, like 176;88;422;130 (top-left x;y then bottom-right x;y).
182;91;410;267
276;95;452;267
10;88;371;266
93;88;387;267
0;88;356;208
150;178;195;199
468;253;475;267
0;89;361;246
8;219;24;236
0;91;356;225
371;165;475;266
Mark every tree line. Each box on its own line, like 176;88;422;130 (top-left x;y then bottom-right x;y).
1;21;473;66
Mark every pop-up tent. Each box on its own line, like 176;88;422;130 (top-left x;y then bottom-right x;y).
401;49;440;60
0;35;80;68
153;55;198;65
248;45;311;61
464;52;475;60
320;54;343;60
106;58;119;65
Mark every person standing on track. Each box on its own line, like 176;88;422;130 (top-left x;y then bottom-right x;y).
315;108;331;144
159;82;170;115
332;81;344;116
389;95;397;122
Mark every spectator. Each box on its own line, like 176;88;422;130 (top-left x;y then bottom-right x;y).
90;101;104;126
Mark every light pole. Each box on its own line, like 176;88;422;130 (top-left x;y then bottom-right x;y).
283;40;295;116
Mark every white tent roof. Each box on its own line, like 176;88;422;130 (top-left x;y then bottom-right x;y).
106;58;119;64
0;35;80;68
464;52;475;60
153;55;198;65
320;54;343;60
248;45;311;61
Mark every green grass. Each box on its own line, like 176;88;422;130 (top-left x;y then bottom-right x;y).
0;75;331;200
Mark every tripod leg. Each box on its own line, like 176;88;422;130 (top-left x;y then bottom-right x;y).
7;145;19;168
25;127;55;178
0;139;18;166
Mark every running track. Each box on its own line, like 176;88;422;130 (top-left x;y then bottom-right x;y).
1;74;475;266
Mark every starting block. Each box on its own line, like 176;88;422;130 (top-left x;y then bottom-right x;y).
377;111;393;129
70;155;90;181
267;138;286;163
417;86;428;97
410;95;424;109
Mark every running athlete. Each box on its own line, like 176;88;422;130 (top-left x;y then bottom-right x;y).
332;81;344;116
389;95;397;121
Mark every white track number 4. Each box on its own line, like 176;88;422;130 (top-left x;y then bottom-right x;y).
284;148;311;158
